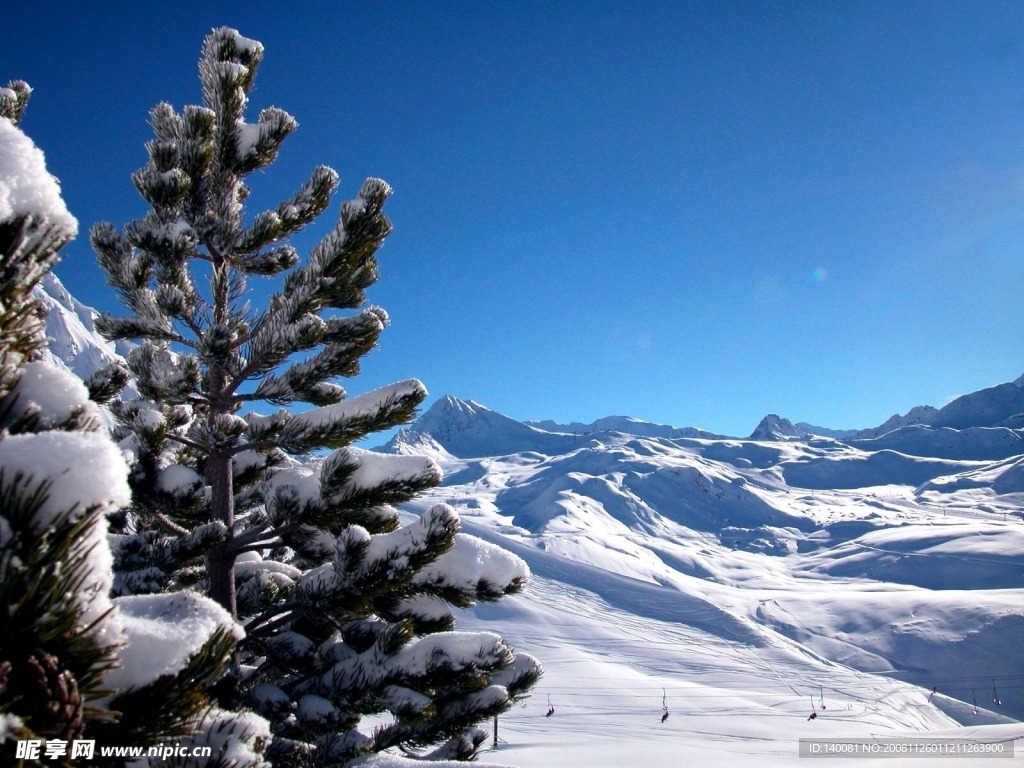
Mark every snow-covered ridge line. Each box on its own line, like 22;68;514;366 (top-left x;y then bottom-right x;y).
384;381;1024;462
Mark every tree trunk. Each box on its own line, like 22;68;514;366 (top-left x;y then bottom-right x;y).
207;451;236;617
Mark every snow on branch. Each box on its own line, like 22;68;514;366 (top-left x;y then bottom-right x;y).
0;116;77;238
0;429;130;633
360;503;458;584
0;430;130;533
388;631;514;680
105;591;242;692
262;461;325;528
0;115;77;311
0;80;31;125
287;380;426;433
413;529;531;601
279;379;428;452
8;359;101;430
199;27;264;122
322;446;442;506
232;107;297;172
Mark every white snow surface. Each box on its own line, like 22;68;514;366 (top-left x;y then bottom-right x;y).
0;116;76;234
376;392;1024;766
8;359;100;427
0;430;130;533
106;591;242;692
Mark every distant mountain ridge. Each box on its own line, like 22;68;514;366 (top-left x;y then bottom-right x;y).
527;415;723;441
837;377;1024;439
763;379;1024;443
749;413;804;441
385;374;1024;461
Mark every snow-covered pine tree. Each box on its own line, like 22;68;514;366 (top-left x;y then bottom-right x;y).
95;27;540;766
0;80;108;754
0;82;269;767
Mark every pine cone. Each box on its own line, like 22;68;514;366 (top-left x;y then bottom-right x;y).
20;651;86;740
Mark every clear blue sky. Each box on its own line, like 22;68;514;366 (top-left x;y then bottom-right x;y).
6;1;1024;437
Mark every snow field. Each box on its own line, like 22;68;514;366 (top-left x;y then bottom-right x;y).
460;576;1021;767
388;421;1024;765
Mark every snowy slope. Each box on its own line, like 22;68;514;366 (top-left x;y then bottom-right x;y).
457;559;1023;767
386;389;1024;766
34;271;132;381
929;382;1024;430
849;425;1024;461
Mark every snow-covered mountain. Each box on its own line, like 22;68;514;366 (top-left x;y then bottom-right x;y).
527;414;723;441
34;272;131;381
36;279;1024;765
384;391;1024;740
848;377;1024;438
388;395;582;458
748;413;805;441
853;404;943;439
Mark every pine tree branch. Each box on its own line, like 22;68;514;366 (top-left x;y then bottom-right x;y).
234;539;284;555
178;312;205;340
245;609;298;639
230;523;277;550
155;513;190;537
228;439;273;455
164;432;208;453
